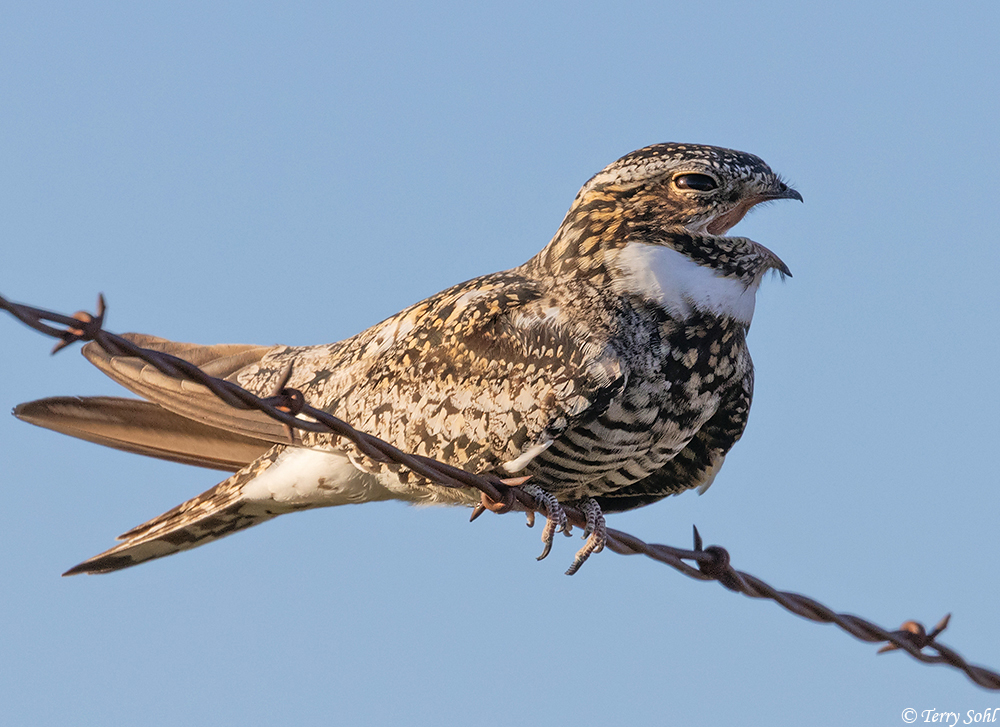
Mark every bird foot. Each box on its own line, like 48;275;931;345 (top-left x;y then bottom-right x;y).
522;484;568;561
473;483;606;575
565;498;606;575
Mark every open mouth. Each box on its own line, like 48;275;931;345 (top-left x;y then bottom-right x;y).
705;186;803;236
705;197;764;236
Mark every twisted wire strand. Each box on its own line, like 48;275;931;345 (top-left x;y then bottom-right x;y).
3;292;997;690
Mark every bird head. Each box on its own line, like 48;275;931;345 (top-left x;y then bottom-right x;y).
577;142;802;237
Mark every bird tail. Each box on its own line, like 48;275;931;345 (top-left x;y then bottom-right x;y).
64;446;291;575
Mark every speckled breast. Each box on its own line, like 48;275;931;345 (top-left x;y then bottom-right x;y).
523;312;750;501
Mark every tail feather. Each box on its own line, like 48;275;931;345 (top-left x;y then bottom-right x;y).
64;446;287;576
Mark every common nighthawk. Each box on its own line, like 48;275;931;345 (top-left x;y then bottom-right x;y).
15;142;801;575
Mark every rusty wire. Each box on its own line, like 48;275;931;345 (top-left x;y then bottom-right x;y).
2;292;999;690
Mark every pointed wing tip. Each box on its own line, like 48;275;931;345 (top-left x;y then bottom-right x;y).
13;400;33;421
63;537;156;575
13;396;84;425
62;553;138;576
62;558;101;576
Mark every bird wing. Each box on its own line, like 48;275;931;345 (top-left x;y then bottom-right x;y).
17;271;624;483
79;334;298;444
61;445;288;575
14;396;268;471
14;335;289;470
234;271;626;477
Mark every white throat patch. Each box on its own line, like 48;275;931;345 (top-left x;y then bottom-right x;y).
612;242;759;324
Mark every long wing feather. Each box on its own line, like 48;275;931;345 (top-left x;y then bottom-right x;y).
14;396;269;471
62;446;288;575
81;334;299;445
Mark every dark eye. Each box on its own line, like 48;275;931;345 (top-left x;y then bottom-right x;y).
673;173;718;192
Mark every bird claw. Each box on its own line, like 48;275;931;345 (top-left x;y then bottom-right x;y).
480;483;606;574
565;498;606;576
522;484;567;562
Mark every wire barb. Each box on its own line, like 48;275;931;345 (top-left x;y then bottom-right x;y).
263;362;303;443
50;295;106;354
878;614;953;654
3;292;999;691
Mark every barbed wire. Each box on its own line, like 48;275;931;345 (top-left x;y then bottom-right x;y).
3;291;998;690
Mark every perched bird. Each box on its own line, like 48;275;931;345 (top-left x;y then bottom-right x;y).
15;142;801;575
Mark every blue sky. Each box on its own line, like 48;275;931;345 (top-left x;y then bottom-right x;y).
2;3;999;725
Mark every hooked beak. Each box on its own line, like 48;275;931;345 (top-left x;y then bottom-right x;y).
769;182;803;203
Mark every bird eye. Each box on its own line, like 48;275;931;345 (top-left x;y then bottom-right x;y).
673;173;718;192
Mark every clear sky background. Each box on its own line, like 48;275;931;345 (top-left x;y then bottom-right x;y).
2;3;999;725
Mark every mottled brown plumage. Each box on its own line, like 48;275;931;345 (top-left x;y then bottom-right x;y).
16;142;801;575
